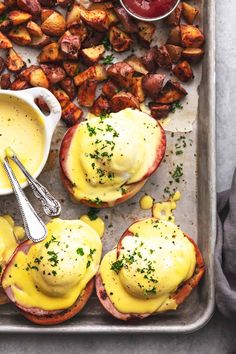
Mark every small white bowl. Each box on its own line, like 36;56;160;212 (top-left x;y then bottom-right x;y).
0;87;61;196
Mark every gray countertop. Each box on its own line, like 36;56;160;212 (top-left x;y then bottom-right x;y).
1;1;236;353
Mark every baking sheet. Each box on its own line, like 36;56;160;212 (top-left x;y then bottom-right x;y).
0;0;216;332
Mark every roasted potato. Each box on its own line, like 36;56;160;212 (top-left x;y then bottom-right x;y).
167;26;181;46
38;42;63;63
142;74;165;100
114;6;138;33
107;61;134;88
26;21;43;37
109;25;133;52
41;9;57;22
56;0;71;8
0;19;11;33
155;45;172;70
5;48;26;72
80;8;109;32
102;79;119;99
62;101;83;126
40;64;66;84
172;60;193;82
60;76;76;100
74;64;107;86
3;0;16;7
52;87;70;108
166;3;182;26
182;2;199;25
125;55;148;75
35;97;50;115
10;78;30;90
0;56;5;74
131;76;145;103
136;21;155;48
82;29;105;48
18;64;38;81
29;67;49;88
77;79;97;107
110;91;140;112
60;31;81;60
182;47;204;63
0;31;12;49
16;0;41;17
156;80;187;104
30;34;51;48
69;23;88;42
41;10;66;37
38;0;56;7
0;73;11;89
63;60;80;77
180;24;205;48
66;3;81;28
165;44;183;64
0;3;7;14
89;2;114;10
106;9;119;27
149;103;171;119
8;26;31;46
141;46;158;73
81;44;105;65
90;95;110;116
8;10;32;25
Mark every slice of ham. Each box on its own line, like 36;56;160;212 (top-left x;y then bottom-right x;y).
96;220;205;320
1;240;94;325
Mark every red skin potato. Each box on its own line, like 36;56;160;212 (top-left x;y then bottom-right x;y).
1;240;95;325
59;116;166;208
96;220;205;321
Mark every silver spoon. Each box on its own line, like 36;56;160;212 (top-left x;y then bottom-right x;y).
6;148;61;217
2;157;47;243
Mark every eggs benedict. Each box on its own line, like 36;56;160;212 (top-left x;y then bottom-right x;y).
60;108;166;208
96;218;204;320
0;215;25;305
2;218;102;325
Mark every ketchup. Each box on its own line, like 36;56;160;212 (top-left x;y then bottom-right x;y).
122;0;178;19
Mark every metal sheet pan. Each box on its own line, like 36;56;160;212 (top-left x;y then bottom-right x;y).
0;0;215;333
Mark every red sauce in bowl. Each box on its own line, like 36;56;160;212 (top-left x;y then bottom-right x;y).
122;0;179;20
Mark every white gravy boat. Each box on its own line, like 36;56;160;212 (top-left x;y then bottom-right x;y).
0;87;61;196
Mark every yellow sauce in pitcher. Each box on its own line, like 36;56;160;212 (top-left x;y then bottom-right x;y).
0;95;45;190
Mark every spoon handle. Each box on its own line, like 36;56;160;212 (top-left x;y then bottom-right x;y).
11;154;61;217
2;159;47;243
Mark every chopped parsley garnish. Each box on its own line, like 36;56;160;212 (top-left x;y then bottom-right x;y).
172;164;183;183
144;287;157;295
86;122;96;136
88;207;99;221
76;247;84;256
102;36;111;50
86;260;91;268
0;14;7;23
47;251;59;267
121;187;127;195
170;101;183;113
102;54;114;65
111;259;124;274
89;197;102;206
52;270;57;276
45;235;59;249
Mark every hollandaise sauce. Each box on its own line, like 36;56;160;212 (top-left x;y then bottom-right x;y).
0;215;24;270
2;219;102;311
0;95;45;190
99;218;196;314
65;109;163;204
